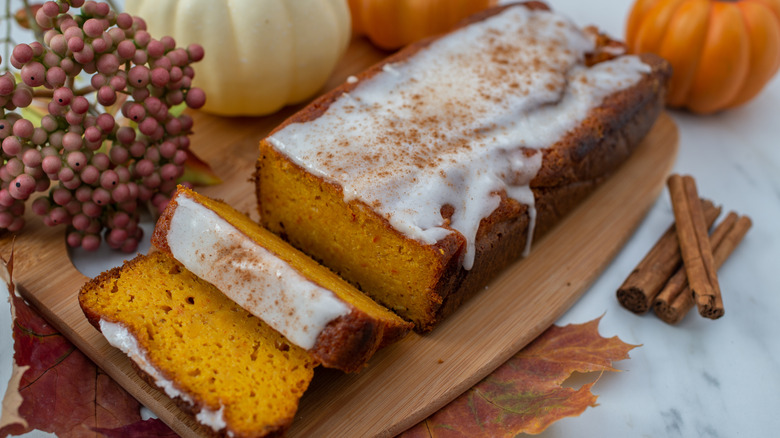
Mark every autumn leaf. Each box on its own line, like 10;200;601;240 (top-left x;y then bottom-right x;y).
13;4;42;30
0;252;175;438
91;419;180;438
401;317;639;437
179;149;222;186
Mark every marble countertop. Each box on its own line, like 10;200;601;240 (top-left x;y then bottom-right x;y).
2;0;779;437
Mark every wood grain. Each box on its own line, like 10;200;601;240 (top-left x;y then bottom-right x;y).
0;37;678;438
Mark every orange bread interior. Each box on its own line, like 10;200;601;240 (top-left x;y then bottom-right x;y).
79;252;316;438
256;148;449;329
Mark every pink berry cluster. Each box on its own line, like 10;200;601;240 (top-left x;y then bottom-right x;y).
0;0;206;252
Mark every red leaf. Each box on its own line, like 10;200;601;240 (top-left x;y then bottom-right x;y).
92;419;180;438
0;252;175;438
401;317;639;437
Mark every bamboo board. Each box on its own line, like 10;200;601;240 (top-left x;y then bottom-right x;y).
0;38;678;438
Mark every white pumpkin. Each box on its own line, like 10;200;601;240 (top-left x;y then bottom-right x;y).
126;0;351;116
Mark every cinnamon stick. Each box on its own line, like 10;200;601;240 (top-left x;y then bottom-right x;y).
654;212;751;324
616;199;720;314
667;174;723;318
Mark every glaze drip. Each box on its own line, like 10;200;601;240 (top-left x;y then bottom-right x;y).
268;6;650;269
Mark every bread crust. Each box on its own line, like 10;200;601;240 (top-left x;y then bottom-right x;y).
129;362;287;438
255;2;672;331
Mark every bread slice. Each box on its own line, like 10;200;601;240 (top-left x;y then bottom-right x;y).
255;2;671;330
151;186;412;372
79;252;316;438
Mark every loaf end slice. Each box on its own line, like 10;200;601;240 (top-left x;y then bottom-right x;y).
79;252;316;438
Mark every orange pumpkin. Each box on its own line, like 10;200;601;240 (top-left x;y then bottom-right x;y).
348;0;496;50
627;0;780;114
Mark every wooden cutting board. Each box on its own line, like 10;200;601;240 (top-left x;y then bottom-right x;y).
0;37;678;438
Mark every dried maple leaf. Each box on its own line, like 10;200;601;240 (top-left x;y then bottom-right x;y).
180;149;222;186
92;419;180;438
0;252;174;438
401;317;639;437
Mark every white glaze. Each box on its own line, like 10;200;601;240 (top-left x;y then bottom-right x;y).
166;195;350;350
99;319;228;434
1;2;774;437
196;405;227;433
268;6;650;269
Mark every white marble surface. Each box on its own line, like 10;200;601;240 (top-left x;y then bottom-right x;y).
535;1;780;437
3;0;780;437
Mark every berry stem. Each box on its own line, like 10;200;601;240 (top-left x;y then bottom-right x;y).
33;86;96;98
33;89;53;98
75;85;96;96
2;0;12;72
20;0;43;42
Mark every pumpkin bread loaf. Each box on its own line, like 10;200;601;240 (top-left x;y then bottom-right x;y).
151;186;412;372
79;252;316;438
256;2;672;330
